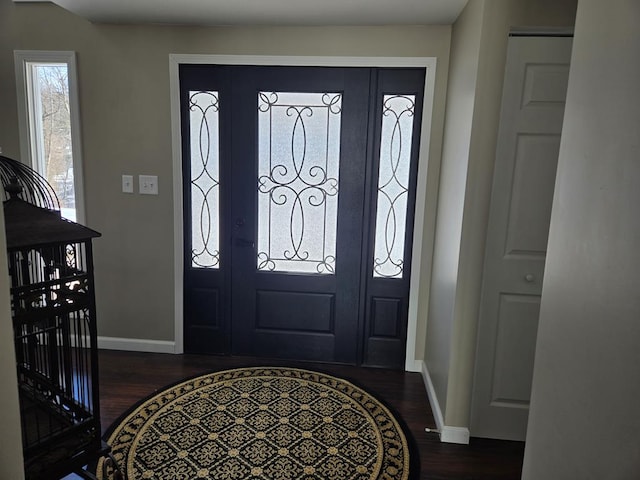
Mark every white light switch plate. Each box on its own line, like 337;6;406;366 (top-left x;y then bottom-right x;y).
139;175;158;195
122;174;134;193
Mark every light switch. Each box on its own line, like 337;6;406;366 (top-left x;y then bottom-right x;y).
122;174;134;193
139;175;158;195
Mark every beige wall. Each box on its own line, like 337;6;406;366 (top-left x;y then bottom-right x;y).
521;0;579;26
425;0;577;431
426;0;484;415
0;205;25;479
523;0;640;477
444;0;523;427
0;1;451;347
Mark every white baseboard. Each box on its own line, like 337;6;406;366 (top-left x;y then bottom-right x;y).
440;426;471;444
421;361;445;432
97;336;176;354
405;359;423;373
421;361;470;444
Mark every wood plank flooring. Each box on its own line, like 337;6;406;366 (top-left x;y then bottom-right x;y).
87;350;524;479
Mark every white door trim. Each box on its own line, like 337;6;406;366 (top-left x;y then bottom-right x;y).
169;54;437;371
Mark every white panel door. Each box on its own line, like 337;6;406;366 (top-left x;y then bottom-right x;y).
471;35;572;441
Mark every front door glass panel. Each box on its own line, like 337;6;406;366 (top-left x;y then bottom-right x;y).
257;92;342;274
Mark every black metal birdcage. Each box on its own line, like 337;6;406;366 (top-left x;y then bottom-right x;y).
1;155;116;479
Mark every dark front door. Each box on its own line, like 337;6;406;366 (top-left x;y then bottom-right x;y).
229;67;369;364
181;65;424;368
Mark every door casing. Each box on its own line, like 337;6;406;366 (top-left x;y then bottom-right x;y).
169;55;438;372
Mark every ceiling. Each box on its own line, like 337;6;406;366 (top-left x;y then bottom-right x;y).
14;0;468;26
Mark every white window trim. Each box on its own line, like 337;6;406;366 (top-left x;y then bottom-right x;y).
169;55;437;372
14;50;86;224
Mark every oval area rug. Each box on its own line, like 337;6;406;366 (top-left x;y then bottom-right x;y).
98;367;414;479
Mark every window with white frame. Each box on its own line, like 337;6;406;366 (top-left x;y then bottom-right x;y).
14;51;84;222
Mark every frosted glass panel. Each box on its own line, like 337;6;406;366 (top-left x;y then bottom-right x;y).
373;95;416;279
189;91;220;269
257;92;342;274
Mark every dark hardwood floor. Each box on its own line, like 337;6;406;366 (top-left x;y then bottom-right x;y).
94;350;524;480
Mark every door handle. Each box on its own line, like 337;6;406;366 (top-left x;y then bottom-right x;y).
524;273;535;283
234;238;255;248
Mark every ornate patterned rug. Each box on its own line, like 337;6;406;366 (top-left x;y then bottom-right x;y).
98;367;415;479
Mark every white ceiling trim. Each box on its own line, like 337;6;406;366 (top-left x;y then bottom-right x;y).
14;0;468;26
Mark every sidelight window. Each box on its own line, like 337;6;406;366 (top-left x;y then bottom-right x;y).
188;91;221;269
372;94;416;279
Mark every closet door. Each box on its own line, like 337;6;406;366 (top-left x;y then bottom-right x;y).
471;36;572;440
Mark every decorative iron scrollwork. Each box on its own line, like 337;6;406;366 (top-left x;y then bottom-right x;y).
189;91;221;269
257;92;342;274
65;243;76;270
373;95;416;279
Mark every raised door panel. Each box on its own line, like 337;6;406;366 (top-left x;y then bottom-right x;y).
504;134;561;257
522;63;571;107
490;294;540;407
